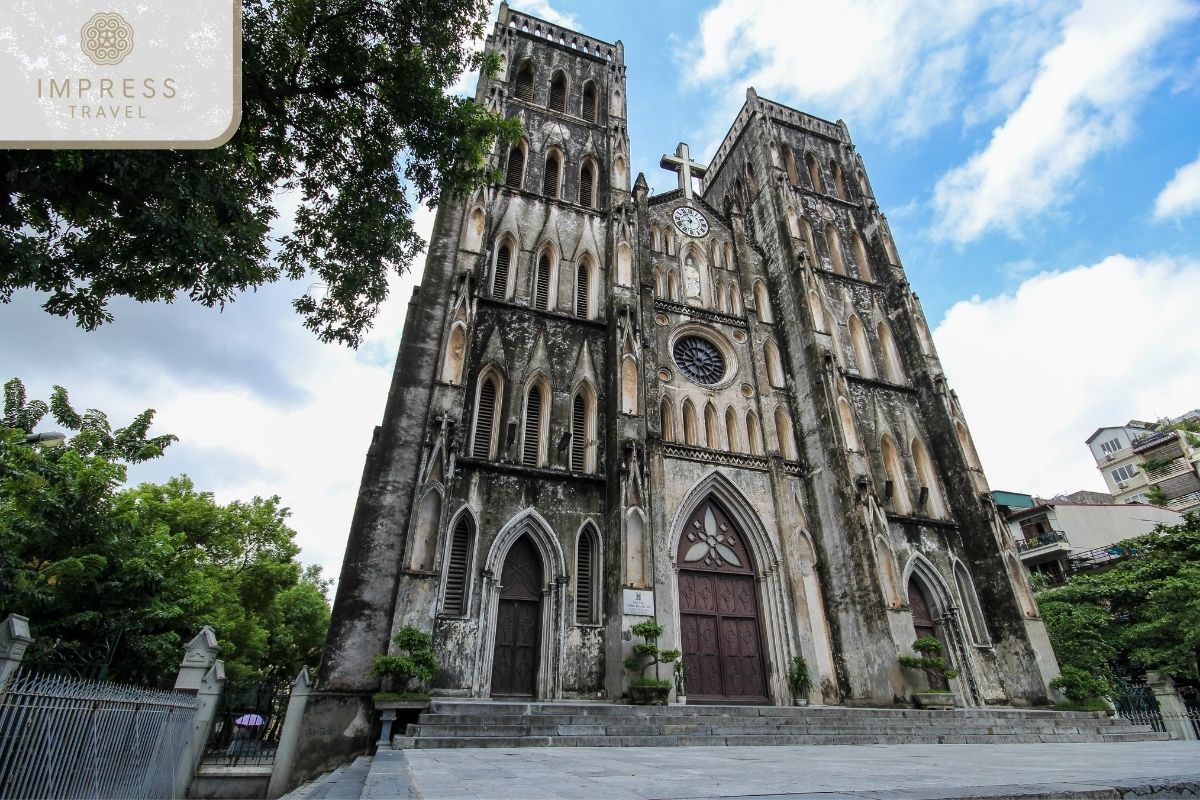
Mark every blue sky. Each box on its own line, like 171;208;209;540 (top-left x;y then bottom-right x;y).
3;0;1200;585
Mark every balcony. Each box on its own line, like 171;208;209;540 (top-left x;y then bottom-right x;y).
1166;491;1200;513
1068;544;1134;573
1144;458;1192;482
1016;530;1068;553
1133;430;1175;453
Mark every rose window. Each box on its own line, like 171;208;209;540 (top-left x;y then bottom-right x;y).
672;335;726;385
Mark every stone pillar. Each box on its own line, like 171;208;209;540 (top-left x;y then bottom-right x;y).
1147;670;1198;741
0;614;34;686
173;627;225;799
267;667;313;799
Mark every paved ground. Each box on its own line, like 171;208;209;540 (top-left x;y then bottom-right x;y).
391;742;1200;799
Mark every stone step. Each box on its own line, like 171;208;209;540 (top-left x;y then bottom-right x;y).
413;712;1123;729
402;729;1170;749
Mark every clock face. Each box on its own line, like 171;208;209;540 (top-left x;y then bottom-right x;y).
673;206;709;238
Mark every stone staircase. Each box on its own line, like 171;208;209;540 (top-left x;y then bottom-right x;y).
396;699;1170;748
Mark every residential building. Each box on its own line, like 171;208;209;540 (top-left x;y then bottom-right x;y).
1087;411;1200;513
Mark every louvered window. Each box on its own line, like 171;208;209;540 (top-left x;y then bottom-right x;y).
515;68;533;102
579;164;594;208
472;377;497;459
543;154;560;197
505;148;524;189
575;261;589;318
582;84;597;122
522;385;543;466
575;528;595;624
570;393;587;471
548;74;566;112
442;515;473;616
492;244;511;299
534;254;551;311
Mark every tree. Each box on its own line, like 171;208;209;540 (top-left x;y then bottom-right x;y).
0;0;521;347
1036;513;1200;699
0;379;330;685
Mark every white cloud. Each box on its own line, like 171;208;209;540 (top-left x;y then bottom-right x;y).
934;254;1200;497
932;0;1196;244
683;0;1061;148
514;0;580;30
1153;152;1200;220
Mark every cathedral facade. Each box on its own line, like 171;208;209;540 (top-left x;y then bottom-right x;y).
316;4;1059;722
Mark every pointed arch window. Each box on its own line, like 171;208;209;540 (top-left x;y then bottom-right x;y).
463;207;485;251
954;561;989;645
522;376;550;467
682;399;700;446
409;488;442;572
754;280;772;323
582;81;598;122
621;356;638;415
653;268;664;297
725;406;741;452
765;340;785;388
570;383;596;472
660;396;676;442
784;145;800;187
808;290;828;333
514;62;534;102
471;370;502;459
575;524;601;624
548;71;567;112
617;242;632;286
744;162;758;196
786;207;801;239
575;256;594;318
805;152;824;193
856;168;870;198
441;323;467;384
668;271;681;302
801;217;817;264
664;227;675;256
880;434;912;514
492;239;514;299
724;242;734;269
727;283;741;315
441;512;475;616
543;151;561;198
534;251;554;311
775;406;797;460
831;161;849;201
847;314;874;378
704;402;719;449
851;231;872;282
650;225;661;252
911;437;946;518
505;144;525;189
825;224;846;274
837;396;859;451
878;321;906;384
579;159;596;208
956;420;982;470
746;411;763;456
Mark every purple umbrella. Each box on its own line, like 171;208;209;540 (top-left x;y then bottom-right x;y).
235;714;264;726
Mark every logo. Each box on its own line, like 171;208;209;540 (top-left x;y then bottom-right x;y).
80;12;134;66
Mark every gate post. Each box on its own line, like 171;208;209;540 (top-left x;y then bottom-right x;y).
1147;670;1198;741
0;614;34;685
174;627;226;798
266;667;312;799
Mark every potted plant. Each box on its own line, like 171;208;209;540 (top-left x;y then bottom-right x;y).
787;654;812;706
623;619;680;705
898;636;958;709
674;660;687;705
370;625;440;707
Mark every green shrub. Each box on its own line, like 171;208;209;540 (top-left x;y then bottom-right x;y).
370;625;439;692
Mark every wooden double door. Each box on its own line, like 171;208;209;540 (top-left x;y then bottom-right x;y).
677;499;768;703
491;536;542;697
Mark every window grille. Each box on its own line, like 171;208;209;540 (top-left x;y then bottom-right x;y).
580;164;594;207
575;261;589;318
505;148;524;189
492;244;511;299
548;75;566;111
534;254;551;310
523;387;542;466
515;69;533;102
472;378;497;458
543;154;560;197
576;528;595;623
571;393;587;471
443;515;473;615
582;85;597;121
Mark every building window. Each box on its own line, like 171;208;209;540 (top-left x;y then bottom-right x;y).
533;251;553;311
505;145;525;189
522;377;550;467
514;62;534;102
570;383;595;472
441;513;475;616
543;151;561;197
575;257;593;318
1099;437;1122;454
1111;464;1138;483
575;524;600;624
582;81;597;122
579;160;596;208
492;240;513;299
471;371;502;459
548;71;567;112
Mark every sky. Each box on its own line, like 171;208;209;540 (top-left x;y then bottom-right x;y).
3;0;1200;587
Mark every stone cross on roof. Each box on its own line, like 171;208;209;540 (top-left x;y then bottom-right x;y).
659;142;707;199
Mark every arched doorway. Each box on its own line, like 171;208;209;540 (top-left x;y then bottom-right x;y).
677;498;768;703
491;536;542;696
907;578;948;691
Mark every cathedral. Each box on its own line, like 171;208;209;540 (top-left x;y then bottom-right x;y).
314;3;1059;733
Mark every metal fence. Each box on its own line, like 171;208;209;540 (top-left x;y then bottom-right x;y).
0;670;197;800
200;679;290;767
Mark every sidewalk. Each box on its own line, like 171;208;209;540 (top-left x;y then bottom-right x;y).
385;741;1200;799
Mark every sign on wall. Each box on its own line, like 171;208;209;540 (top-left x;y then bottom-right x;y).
622;589;655;616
